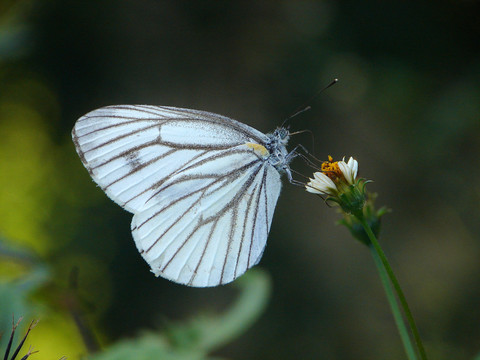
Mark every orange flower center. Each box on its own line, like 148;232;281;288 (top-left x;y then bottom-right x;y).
321;155;344;181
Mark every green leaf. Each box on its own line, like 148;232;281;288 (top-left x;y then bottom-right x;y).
89;269;271;360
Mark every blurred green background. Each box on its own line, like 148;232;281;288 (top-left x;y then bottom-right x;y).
1;1;480;359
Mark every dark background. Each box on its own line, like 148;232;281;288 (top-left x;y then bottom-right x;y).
1;1;480;359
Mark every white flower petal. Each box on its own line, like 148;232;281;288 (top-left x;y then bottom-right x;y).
313;172;337;188
306;172;337;195
306;183;323;194
337;157;358;185
338;161;354;185
347;157;358;180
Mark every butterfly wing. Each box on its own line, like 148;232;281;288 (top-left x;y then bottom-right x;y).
132;154;281;287
72;105;268;213
72;105;282;286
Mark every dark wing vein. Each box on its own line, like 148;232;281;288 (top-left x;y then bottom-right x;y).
136;158;261;236
150;161;264;279
234;180;260;279
91;140;159;170
121;149;209;207
141;148;262;206
82;123;161;154
103;149;177;190
247;168;268;267
188;218;220;286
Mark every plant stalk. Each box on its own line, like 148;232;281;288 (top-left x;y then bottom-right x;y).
357;215;428;360
369;242;417;360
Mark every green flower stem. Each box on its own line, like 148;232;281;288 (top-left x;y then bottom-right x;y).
368;242;417;360
357;215;428;360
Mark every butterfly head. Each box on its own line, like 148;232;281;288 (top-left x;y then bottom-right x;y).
271;127;290;146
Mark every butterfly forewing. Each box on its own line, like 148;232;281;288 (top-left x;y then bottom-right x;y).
72;105;285;287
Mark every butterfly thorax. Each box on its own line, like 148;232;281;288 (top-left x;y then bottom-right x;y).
265;127;290;171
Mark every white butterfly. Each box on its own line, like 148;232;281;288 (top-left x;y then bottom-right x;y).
72;105;295;287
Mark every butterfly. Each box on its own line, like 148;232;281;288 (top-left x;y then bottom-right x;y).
72;105;296;287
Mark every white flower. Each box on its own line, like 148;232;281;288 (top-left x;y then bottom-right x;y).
306;171;338;195
305;156;360;197
338;157;358;185
305;155;367;214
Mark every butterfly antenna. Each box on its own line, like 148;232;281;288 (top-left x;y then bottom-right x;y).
281;78;339;128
